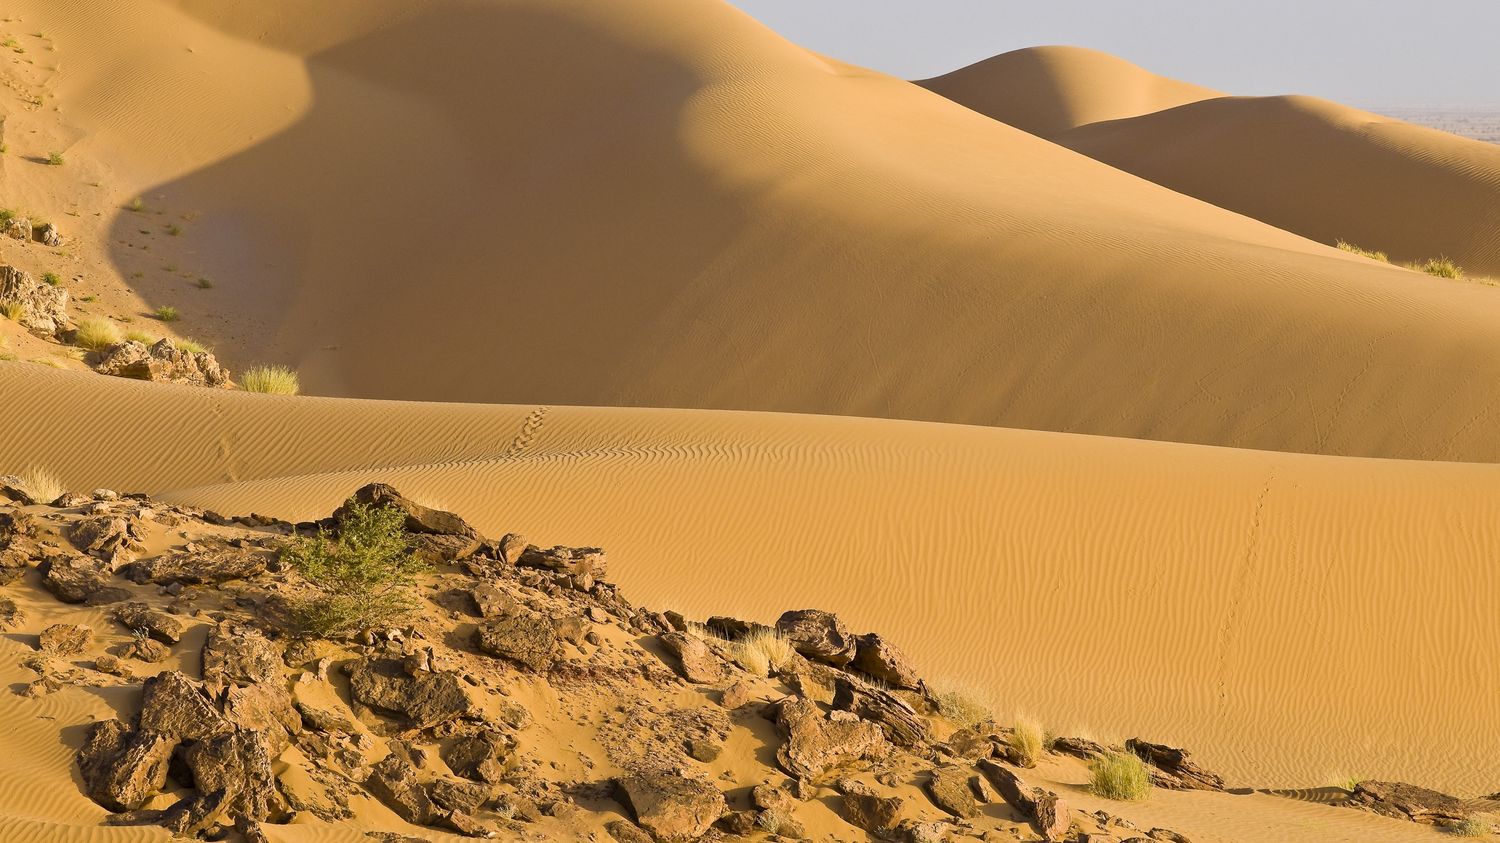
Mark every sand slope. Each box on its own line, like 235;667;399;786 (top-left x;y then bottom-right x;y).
3;364;1499;796
923;46;1500;278
5;0;1500;461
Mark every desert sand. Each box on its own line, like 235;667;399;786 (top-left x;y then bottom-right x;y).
0;0;1498;840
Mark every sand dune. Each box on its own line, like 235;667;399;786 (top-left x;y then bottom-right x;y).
4;365;1499;797
4;0;1500;462
923;46;1500;278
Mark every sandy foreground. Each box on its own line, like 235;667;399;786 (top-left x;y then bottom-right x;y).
0;0;1497;840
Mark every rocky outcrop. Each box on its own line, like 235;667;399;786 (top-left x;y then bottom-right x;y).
347;657;478;728
660;632;729;684
39;622;94;655
1349;781;1472;825
1126;738;1226;791
851;632;922;690
832;674;929;747
113;603;184;644
77;721;173;811
123;546;267;585
0;264;69;337
776;609;857;667
202;622;282;686
92;338;231;388
775;696;888;780
615;772;726;843
69;515;146;569
336;483;478;539
978;760;1071;842
926;766;979;818
836;779;905;836
517;544;608;591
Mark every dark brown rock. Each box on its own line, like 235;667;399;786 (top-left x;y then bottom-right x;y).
77;722;174;811
202;622;282;686
347;658;478;728
925;766;979;818
442;731;514;783
113;602;184;644
1126;739;1226;791
775;696;889;780
976;760;1070;842
123;547;267;585
615;772;727;843
475;613;559;671
182;728;289;822
1051;736;1108;760
1349;780;1472;825
605;819;655;843
119;636;172;663
496;533;528;565
427;778;490;813
69;515;146;568
0;597;21;630
516;544;608;590
366;755;434;824
838;779;904;836
39;622;94;655
852;633;922;690
39;552;113;603
832;675;929;747
139;671;230;741
776;609;857;667
337;483;478;539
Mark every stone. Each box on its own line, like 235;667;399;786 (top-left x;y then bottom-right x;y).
95;653;131;677
904;820;951;843
1126;739;1226;791
475;613;559;671
516;544;608;589
775;696;888;780
720;680;757;710
35;222;61;247
113;602;185;644
427;778;490;813
615;772;726;843
76;721;174;811
39;552;113;603
496;533;528;565
1051;736;1108;760
442;731;514;783
605;819;655;843
159;789;232;838
5;217;32;240
222;684;302;751
347;658;478;727
1349;780;1472;825
123;547;267;584
925;766;979;818
469;582;523;619
685;738;721;762
751;783;796;813
775;609;857;667
851;633;923;690
39;622;94;655
139;671;230;741
660;631;729;684
69;515;146;568
1034;791;1071;842
832;675;929;747
976;760;1070;842
0;264;69;337
365;755;434;825
182;728;289;822
93;338;231;388
838;780;904;836
0;597;22;630
202;622;282;686
120;636;172;663
336;483;478;539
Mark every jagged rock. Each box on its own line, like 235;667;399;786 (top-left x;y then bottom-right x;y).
720;680;757;710
1145;830;1192;843
660;632;729;684
337;483;478;539
203;622;281;686
139;671;230;740
904;820;952;843
35;222;61;247
775;696;889;780
160;788;232;838
0;597;25;630
222;683;302;751
1349;780;1472;825
615;772;726;843
705;616;771;640
837;779;905;836
95;653;131;677
0;264;68;337
442;731;514;783
347;657;478;727
182;728;289;822
366;755;434;825
475;612;559;671
119;636;172;663
925;766;979;818
977;760;1071;842
69;515;146;568
606;819;655;843
851;632;922;690
496;533;527;565
124;546;267;584
751;783;795;814
0;508;35;545
1033;791;1070;842
469;582;522;619
1051;736;1108;760
39;622;94;655
76;721;174;811
516;544;608;590
1125;739;1225;791
776;609;857;667
832;675;929;747
5;217;32;241
427;778;490;813
93;338;231;388
113;602;184;644
39;552;113;603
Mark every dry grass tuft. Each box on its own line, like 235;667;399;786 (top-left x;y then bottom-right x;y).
929;680;996;730
1451;817;1490;837
1;301;23;322
241;365;300;395
733;629;797;677
153;305;180;322
1089;751;1152;801
1336;240;1389;262
12;466;65;504
1008;717;1046;767
73;316;120;350
1412;257;1464;279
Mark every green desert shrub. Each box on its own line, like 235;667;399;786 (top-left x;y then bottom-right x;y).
929;681;995;731
1008;717;1046;767
1413;257;1464;279
41;272;60;286
281;501;429;637
195;277;213;289
153;305;179;322
72;316;120;350
1089;751;1152;801
241;365;300;395
1336;240;1388;262
45;150;64;166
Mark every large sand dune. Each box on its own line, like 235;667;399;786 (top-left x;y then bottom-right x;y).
3;365;1498;797
923;46;1500;278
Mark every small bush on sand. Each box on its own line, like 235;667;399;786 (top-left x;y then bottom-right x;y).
241;365;300;395
42;272;60;286
1412;257;1464;279
732;630;796;677
930;681;995;730
1336;240;1388;262
153;305;179;322
124;329;156;344
195;277;213;289
46;151;64;166
12;466;64;504
1089;751;1152;801
1451;817;1490;837
1;301;23;321
1008;717;1046;767
72;316;120;350
281;502;429;637
175;337;209;355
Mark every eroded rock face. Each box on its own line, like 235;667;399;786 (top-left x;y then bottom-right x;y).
442;731;514;783
615;772;726;843
837;779;905;836
832;675;929;747
203;622;282;686
70;515;147;569
182;728;290;822
516;544;608;590
1126;738;1226;791
776;609;857;667
336;483;478;540
1350;781;1472;825
926;766;979;818
39;622;94;655
475;612;559;672
0;264;69;337
851;632;922;690
775;696;888;780
114;603;185;644
124;547;267;585
660;632;729;685
93;338;231;388
76;721;173;811
347;657;478;728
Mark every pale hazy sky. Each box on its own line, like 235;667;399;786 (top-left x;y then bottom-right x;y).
724;0;1500;107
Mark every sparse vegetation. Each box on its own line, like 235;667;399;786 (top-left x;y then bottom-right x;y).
42;271;60;286
1336;240;1389;262
241;365;300;395
175;337;209;355
929;681;995;730
1;301;23;321
72;316;120;350
1089;751;1152;801
166;224;181;236
1008;717;1046;767
124;329;156;344
127;197;144;212
11;466;64;504
1452;817;1490;837
153;305;179;322
1412;257;1464;279
281;502;429;637
195;277;214;289
45;150;64;166
732;629;796;677
0;209;12;225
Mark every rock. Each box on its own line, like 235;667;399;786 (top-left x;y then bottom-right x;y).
752;783;796;813
1349;780;1472;825
925;766;979;818
202;622;282;686
120;636;172;663
705;616;771;640
469;582;522;619
123;547;267;584
35;222;61;247
904;820;951;843
39;622;94;655
95;653;131;677
1034;791;1071;842
93;338;231;388
0;597;22;630
496;533;527;565
976;760;1071;842
475;613;559;672
222;683;302;751
977;759;1033;811
139;671;229;741
0;264;68;337
442;731;514;783
159;789;232;838
832;675;929;747
851;632;922;690
660;632;729;684
347;658;478;728
428;779;490;813
5;218;32;241
182;728;289;822
336;483;478;539
838;780;905;835
615;772;727;843
775;696;889;780
76;721;174;811
39;552;113;603
720;680;757;710
69;515;146;568
516;544;608;590
605;819;655;843
1051;736;1108;760
113;603;185;644
685;738;721;762
776;609;857;667
1126;739;1226;791
366;755;434;824
1146;830;1193;843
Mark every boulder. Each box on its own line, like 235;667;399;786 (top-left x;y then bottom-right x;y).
720;680;757;710
776;609;857;667
123;547;267;584
0;596;23;630
39;552;114;603
182;728;289;822
39;622;94;656
202;622;282;686
139;671;230;741
516;544;608;590
605;819;655;843
336;484;478;539
76;721;174;811
35;222;61;247
0;264;69;337
775;696;889;780
69;515;146;569
1349;780;1472;825
442;731;514;783
365;755;434;824
977;760;1071;842
751;783;796;814
5;217;32;240
1033;791;1071;842
837;780;904;836
495;533;528;565
832;675;929;747
925;766;979;818
660;632;729;685
1051;736;1108;760
113;603;184;644
427;778;490;814
93;338;231;388
615;772;726;843
475;612;559;671
851;632;922;690
1126;739;1225;791
347;658;478;728
222;684;302;751
119;636;172;663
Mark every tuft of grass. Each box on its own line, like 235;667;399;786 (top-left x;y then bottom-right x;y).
41;271;60;286
0;209;12;226
240;365;300;395
166;224;181;236
1452;817;1490;837
45;150;64;166
1;301;23;322
929;681;996;731
126;198;144;212
153;305;179;322
1332;775;1362;792
175;337;209;355
195;277;213;289
281;501;429;637
1089;751;1152;801
13;466;65;504
1412;257;1464;280
1336;240;1388;263
124;329;157;345
72;316;120;350
1008;717;1046;768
